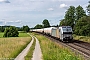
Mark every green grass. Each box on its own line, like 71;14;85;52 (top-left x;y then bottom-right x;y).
73;34;90;43
0;32;4;38
19;32;30;37
25;37;36;60
0;32;30;38
32;32;83;60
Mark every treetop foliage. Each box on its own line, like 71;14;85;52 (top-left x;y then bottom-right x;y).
76;5;86;20
74;16;90;36
42;19;50;28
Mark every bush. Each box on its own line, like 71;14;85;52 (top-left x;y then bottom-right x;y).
3;26;19;37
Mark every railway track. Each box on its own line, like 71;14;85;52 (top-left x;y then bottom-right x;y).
67;43;90;58
67;40;90;57
42;34;90;60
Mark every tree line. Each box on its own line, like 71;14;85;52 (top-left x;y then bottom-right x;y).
34;19;50;29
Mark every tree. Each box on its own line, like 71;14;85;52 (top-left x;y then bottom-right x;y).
0;26;5;32
3;26;19;37
17;27;23;31
86;1;90;16
22;25;30;32
59;19;67;26
74;16;90;36
34;24;43;29
64;6;75;28
76;5;86;21
42;19;50;28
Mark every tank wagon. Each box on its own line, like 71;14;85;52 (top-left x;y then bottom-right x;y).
32;26;73;42
32;29;43;33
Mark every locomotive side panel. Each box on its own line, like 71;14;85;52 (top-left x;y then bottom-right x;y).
52;28;57;37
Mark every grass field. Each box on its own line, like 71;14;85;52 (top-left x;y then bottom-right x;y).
73;34;90;43
32;33;83;60
0;32;30;38
0;32;4;38
0;33;31;59
19;32;30;37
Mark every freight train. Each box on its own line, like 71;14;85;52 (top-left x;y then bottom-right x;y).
32;26;73;42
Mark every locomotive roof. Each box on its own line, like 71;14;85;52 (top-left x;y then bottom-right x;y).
59;26;72;28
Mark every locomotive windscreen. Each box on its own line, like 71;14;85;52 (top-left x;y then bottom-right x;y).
62;27;72;32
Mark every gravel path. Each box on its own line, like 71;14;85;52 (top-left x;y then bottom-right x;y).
14;35;34;60
32;36;42;60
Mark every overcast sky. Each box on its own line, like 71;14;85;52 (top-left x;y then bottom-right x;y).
0;0;89;27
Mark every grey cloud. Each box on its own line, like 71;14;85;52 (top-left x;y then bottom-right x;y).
4;0;10;3
0;0;10;3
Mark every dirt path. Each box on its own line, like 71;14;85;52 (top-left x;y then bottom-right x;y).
14;35;34;60
32;36;42;60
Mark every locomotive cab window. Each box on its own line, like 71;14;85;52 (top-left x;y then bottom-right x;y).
62;28;67;32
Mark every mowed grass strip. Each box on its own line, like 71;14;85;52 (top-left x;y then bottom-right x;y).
25;37;36;60
73;34;90;43
0;37;31;58
33;33;83;60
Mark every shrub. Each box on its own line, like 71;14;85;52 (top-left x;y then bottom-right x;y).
3;26;19;37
